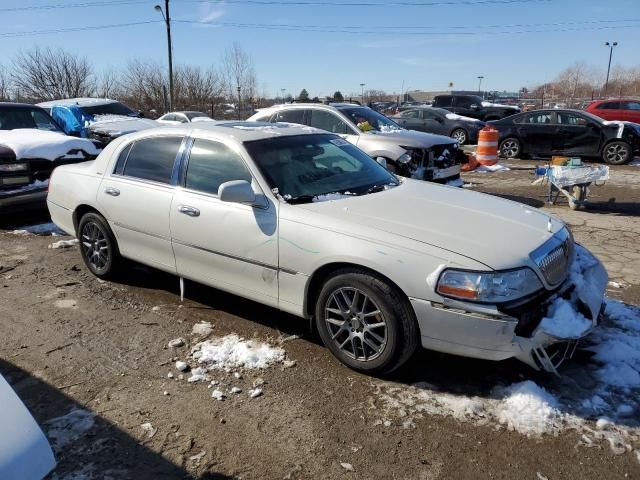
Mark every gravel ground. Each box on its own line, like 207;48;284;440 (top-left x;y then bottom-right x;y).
1;162;639;479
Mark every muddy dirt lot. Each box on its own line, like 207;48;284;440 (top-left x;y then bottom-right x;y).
1;162;640;480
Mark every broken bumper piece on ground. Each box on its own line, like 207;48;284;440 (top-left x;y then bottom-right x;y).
411;245;608;374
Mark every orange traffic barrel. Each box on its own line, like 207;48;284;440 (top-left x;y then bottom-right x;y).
476;125;499;166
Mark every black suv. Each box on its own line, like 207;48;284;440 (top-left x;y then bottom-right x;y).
432;95;519;121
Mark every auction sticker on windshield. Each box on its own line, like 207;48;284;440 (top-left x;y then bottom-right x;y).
329;138;350;147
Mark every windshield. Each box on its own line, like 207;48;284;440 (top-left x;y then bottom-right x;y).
339;107;403;133
185;111;208;120
79;102;137;117
245;134;398;203
0;107;62;132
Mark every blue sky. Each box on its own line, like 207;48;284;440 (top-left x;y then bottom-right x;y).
0;0;639;98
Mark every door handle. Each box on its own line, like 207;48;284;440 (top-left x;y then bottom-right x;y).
178;205;200;217
104;187;120;196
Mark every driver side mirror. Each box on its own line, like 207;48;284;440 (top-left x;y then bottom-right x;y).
218;180;256;204
376;157;387;169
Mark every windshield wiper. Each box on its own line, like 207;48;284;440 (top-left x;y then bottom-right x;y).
286;195;316;204
365;182;398;194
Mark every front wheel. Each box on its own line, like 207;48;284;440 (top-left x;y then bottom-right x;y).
499;138;521;159
78;212;121;279
451;128;468;145
315;269;419;375
602;141;631;165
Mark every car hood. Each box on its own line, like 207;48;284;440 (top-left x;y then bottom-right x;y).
295;179;564;270
88;116;161;138
363;128;457;148
0;129;100;160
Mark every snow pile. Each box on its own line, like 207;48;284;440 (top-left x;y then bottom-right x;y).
48;239;79;249
539;298;591;338
192;334;285;370
0;129;99;160
494;381;561;435
445;113;481;122
192;321;213;336
312;192;354;202
45;409;95;451
473;163;510;173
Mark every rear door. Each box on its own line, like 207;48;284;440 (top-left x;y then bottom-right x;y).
394;109;423;131
513;111;556;155
553;112;602;156
421;109;448;135
592;101;621;121
97;135;185;272
620;101;640;123
170;138;279;307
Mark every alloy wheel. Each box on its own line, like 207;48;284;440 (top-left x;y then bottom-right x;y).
605;143;629;164
501;140;519;158
452;130;467;145
324;287;388;362
81;221;110;272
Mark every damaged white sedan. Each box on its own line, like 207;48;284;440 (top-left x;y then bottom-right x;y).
47;122;607;374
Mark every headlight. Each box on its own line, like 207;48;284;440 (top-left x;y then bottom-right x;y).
0;163;28;172
436;268;543;303
397;153;412;164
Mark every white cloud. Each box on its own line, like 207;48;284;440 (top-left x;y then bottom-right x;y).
196;3;226;26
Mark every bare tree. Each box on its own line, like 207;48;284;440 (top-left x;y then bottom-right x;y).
97;69;120;99
0;65;10;101
12;47;95;101
119;59;167;115
364;89;389;103
221;43;257;113
174;65;225;115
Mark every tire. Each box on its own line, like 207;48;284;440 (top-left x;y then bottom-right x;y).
451;128;468;145
602;141;631;165
78;212;121;279
314;269;419;375
499;137;521;159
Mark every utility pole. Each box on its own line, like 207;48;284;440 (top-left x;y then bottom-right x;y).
477;76;484;97
604;42;618;97
360;83;366;105
155;1;174;112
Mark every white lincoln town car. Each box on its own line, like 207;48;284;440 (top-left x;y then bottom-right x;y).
47;122;608;374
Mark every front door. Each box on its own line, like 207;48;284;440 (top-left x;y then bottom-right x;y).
307;109;360;146
552;112;602;156
170;138;279;307
514;111;556;156
97;135;185;272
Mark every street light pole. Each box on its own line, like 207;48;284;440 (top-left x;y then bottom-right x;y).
155;1;174;112
280;88;286;104
604;41;618;97
477;76;484;97
360;83;366;105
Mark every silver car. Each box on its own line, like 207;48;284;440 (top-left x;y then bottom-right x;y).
47;122;607;375
248;103;464;186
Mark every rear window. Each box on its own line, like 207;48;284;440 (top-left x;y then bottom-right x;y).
0;107;61;132
80;102;136;117
273;109;306;125
433;96;452;107
622;101;640;111
122;136;183;184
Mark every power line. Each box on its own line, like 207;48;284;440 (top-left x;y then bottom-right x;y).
175;19;640;36
0;20;160;37
1;0;551;12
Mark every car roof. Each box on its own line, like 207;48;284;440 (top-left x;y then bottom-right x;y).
0;102;46;109
37;97;119;108
128;121;325;142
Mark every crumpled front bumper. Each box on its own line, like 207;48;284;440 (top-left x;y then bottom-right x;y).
410;246;608;373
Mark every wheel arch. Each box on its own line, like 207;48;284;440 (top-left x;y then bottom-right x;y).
72;204;106;237
303;261;411;319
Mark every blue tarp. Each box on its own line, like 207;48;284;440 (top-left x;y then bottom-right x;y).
49;105;94;138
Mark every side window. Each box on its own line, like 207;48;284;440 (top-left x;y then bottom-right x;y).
309;110;351;134
122;136;183;184
597;102;621;110
163;114;176;121
422;110;439;120
622;101;640;111
434;97;452;107
185;139;252;196
177;114;189;123
455;97;473;109
556;113;587;126
31;110;58;131
253;114;273;122
273;109;306;125
401;110;419;119
516;112;553;124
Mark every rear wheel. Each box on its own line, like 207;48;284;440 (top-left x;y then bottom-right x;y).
451;128;468;145
499;138;521;159
315;269;419;375
78;212;121;279
602;141;631;165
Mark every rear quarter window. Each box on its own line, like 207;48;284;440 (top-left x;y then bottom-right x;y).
596;102;621;110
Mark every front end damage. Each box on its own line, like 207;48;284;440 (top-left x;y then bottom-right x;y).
400;143;467;187
412;244;608;374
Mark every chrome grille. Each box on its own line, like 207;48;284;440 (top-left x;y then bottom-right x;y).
530;230;573;286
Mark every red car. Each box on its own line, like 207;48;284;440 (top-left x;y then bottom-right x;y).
585;99;640;123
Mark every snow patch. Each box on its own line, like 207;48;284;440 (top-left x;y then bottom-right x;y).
192;321;213;336
48;239;79;249
0;129;100;160
45;409;95;451
311;192;355;202
494;381;561;435
192;334;285;370
445;112;481;122
539;298;592;338
473;163;510;173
